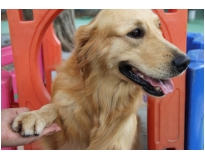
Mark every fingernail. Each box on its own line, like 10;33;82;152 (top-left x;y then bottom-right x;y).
55;128;61;132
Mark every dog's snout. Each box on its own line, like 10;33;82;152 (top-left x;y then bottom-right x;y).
172;55;190;73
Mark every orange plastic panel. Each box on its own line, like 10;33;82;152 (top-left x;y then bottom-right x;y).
42;24;62;94
148;9;188;150
6;9;63;150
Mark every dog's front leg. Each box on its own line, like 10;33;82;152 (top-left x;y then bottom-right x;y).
12;103;58;136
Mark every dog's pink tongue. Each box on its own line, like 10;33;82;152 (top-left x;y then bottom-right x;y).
147;78;174;95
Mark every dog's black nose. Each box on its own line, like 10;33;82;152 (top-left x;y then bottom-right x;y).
172;55;190;73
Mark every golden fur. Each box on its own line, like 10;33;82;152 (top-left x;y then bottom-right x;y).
12;9;188;150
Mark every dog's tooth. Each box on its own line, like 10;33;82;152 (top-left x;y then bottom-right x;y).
139;75;144;79
132;67;137;71
155;86;161;91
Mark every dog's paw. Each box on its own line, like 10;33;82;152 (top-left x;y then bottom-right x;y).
12;111;46;137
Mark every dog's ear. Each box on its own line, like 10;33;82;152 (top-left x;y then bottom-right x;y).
74;24;97;67
75;26;90;53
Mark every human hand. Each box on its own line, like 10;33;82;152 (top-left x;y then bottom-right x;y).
1;107;61;147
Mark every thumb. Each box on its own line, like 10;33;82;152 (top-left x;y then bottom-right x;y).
15;107;31;114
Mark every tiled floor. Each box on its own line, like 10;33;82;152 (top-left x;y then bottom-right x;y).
138;105;148;149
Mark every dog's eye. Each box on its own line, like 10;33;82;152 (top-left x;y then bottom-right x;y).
127;29;144;38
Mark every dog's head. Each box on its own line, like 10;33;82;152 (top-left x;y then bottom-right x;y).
74;9;190;97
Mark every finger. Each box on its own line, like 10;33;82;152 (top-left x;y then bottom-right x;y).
20;123;61;143
41;123;61;136
15;107;30;115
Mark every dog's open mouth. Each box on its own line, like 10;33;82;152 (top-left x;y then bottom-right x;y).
119;62;174;96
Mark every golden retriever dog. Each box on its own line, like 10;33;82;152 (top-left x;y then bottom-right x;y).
12;9;190;150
